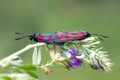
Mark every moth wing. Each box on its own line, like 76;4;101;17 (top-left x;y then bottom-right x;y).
53;30;76;43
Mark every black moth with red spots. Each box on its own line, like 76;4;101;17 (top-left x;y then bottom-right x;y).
15;30;91;46
28;30;91;46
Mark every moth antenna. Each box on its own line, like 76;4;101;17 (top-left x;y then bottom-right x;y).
15;32;32;40
15;32;31;36
92;33;109;41
15;32;26;35
93;33;109;38
15;35;30;41
97;34;109;38
97;36;104;41
15;37;23;40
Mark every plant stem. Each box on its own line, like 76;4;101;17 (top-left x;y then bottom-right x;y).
0;43;45;63
40;60;55;68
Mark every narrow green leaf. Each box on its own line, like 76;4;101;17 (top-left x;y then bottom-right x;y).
37;47;41;64
9;56;23;66
16;64;37;71
26;71;39;79
0;76;12;80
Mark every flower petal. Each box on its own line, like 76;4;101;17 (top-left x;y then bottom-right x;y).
69;58;82;68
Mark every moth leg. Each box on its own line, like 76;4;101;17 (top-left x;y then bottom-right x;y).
29;39;36;44
46;44;49;49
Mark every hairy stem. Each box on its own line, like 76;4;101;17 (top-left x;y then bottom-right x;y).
0;43;45;63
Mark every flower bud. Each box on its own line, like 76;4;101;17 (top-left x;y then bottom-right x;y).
42;67;52;75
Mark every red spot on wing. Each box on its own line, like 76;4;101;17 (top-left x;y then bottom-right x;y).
68;32;74;40
46;35;52;43
57;32;65;41
77;32;85;39
38;35;44;40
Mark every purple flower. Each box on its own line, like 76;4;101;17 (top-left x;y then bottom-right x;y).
68;47;77;57
69;57;82;68
67;47;82;69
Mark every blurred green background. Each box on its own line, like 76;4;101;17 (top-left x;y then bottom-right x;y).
0;0;120;80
